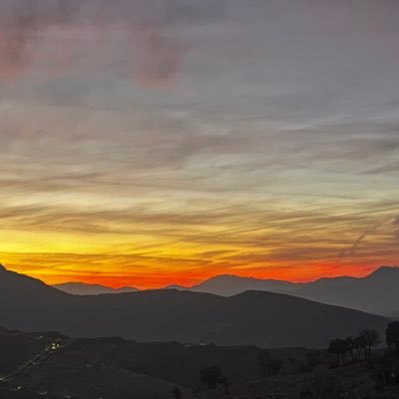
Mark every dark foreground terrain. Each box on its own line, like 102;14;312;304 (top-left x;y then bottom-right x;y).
0;326;302;398
1;326;399;399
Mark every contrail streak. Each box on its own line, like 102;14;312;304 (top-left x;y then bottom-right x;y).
337;214;398;265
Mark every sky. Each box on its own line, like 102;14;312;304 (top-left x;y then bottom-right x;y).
0;0;398;289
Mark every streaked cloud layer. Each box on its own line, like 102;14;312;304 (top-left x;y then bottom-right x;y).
1;0;398;288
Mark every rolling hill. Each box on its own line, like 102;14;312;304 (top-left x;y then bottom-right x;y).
0;327;310;399
0;328;189;399
0;265;390;348
53;282;138;295
190;274;298;296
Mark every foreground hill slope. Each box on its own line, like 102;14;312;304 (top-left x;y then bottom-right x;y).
0;265;389;348
0;328;315;399
0;328;190;399
2;328;396;399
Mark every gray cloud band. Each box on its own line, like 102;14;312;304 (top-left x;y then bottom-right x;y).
0;0;227;83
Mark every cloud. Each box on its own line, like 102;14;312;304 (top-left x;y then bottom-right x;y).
0;0;229;85
124;27;186;87
0;0;80;79
393;216;399;239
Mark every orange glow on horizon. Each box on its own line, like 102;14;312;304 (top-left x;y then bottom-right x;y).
1;257;383;290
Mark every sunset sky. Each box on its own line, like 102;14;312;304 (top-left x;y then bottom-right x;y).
0;0;398;289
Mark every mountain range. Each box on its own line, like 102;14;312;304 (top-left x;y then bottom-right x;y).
0;264;389;348
52;266;399;315
189;266;399;315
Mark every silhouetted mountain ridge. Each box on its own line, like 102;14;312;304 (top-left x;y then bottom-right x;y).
0;263;67;299
189;266;399;315
0;265;389;348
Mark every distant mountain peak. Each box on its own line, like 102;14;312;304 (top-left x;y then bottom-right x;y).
373;265;399;273
368;265;399;278
57;282;111;289
207;274;243;279
164;284;188;290
199;274;292;284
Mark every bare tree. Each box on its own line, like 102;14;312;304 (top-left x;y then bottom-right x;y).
359;329;380;360
386;321;399;355
353;335;367;361
172;386;182;399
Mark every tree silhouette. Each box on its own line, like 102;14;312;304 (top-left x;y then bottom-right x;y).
172;386;182;399
386;321;399;355
328;338;347;365
353;335;367;361
199;365;224;390
359;329;380;360
344;337;355;362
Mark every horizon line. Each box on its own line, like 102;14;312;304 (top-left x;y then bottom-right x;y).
2;262;398;291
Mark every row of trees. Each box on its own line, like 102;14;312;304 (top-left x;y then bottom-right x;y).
328;322;399;366
328;328;380;364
